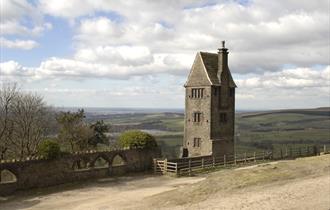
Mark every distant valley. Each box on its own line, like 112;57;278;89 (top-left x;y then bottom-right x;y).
70;107;330;158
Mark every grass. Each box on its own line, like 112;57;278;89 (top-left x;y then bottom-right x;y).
161;118;184;131
145;154;330;207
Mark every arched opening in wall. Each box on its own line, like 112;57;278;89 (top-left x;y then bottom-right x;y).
72;159;90;171
112;154;126;167
94;156;109;168
0;169;17;184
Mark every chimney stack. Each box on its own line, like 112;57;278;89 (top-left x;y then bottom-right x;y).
217;40;228;80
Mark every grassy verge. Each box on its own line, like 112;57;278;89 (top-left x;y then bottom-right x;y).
145;154;330;207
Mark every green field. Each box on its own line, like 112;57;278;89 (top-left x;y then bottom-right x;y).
90;108;330;159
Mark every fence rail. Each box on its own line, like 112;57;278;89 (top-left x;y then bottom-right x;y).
154;145;326;176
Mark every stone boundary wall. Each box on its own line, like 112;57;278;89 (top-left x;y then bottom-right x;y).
0;148;161;195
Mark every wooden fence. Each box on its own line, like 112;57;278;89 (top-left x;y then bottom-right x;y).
154;145;323;176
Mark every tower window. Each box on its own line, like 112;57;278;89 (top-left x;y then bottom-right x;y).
220;113;227;123
213;87;217;96
193;138;201;147
191;88;204;98
193;112;202;122
229;88;235;97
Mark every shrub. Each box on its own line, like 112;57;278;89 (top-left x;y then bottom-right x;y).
37;139;61;159
118;130;157;149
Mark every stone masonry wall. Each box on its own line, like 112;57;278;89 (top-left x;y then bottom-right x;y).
0;148;161;196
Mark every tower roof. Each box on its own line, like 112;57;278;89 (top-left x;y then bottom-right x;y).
199;52;237;87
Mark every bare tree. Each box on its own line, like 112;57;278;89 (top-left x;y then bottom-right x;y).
0;83;56;159
0;83;18;159
10;93;49;158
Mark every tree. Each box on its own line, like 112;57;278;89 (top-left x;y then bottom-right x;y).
37;139;61;159
56;109;93;152
11;93;54;158
0;83;18;159
0;83;54;159
89;120;109;147
118;130;157;149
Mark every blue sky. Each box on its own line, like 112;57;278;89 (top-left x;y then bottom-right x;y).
0;0;329;109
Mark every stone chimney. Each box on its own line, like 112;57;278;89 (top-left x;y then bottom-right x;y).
217;40;228;80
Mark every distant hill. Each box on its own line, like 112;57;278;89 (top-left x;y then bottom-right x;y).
240;107;330;118
56;107;329;158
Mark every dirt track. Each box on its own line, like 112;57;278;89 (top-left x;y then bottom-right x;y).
1;155;329;210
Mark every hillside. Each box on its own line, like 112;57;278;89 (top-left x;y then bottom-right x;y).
2;155;329;210
85;107;330;158
139;154;330;210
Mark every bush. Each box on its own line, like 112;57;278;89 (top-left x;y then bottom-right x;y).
37;139;61;159
118;130;157;149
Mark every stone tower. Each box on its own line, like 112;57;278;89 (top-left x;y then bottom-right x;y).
182;41;236;157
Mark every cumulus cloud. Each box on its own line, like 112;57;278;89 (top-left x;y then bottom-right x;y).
235;65;330;109
4;0;329;75
0;53;189;80
236;66;330;89
0;0;51;37
66;0;329;75
74;45;154;66
0;37;39;50
2;0;329;108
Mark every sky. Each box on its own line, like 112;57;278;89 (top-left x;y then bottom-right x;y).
0;0;329;110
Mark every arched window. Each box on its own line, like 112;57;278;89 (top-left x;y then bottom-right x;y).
72;159;89;171
112;154;126;166
0;169;17;184
94;156;109;168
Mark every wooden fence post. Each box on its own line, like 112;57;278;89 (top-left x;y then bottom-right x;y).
234;154;237;165
175;163;178;175
290;147;292;158
271;148;274;160
164;158;167;174
262;151;265;161
313;145;318;156
307;146;310;155
153;158;157;174
224;155;226;167
212;156;215;168
254;152;256;162
280;148;283;159
285;147;288;158
202;158;204;169
244;152;247;163
324;145;327;154
188;159;191;176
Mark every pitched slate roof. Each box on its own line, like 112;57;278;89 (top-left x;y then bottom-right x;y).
200;52;237;87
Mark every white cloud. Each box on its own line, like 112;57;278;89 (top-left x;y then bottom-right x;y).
4;0;328;75
67;0;329;75
0;37;39;50
0;60;21;74
38;0;96;19
0;52;190;80
0;21;52;36
236;66;330;88
74;45;154;66
0;0;36;21
235;65;330;109
2;0;329;108
0;60;34;78
0;0;51;37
